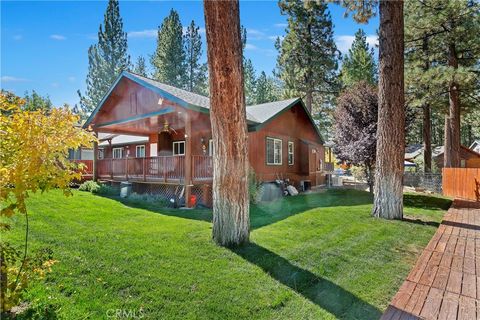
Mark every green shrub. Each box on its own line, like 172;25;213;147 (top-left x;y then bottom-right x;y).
95;184;117;196
126;193;169;207
78;181;100;193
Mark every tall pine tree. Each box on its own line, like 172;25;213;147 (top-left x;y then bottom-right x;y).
275;0;339;113
243;59;257;105
405;0;480;168
151;9;186;88
255;71;281;104
184;20;208;95
133;56;148;77
78;0;130;113
341;29;377;87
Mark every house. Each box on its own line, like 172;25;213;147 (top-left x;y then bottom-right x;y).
405;144;480;170
470;140;480;154
83;71;332;206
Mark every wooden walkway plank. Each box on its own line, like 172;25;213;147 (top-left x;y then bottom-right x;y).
382;201;480;320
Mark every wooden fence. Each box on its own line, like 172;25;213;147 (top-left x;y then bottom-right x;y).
442;168;480;202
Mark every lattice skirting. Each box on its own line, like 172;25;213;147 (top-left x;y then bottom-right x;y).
103;181;212;208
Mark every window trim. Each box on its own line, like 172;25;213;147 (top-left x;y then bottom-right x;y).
136;145;145;158
173;140;186;156
98;148;104;160
266;137;283;166
112;147;123;159
288;141;294;165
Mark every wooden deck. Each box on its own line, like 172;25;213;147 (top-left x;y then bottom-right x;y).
382;200;480;320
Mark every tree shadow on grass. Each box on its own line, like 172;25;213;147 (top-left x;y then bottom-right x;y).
99;189;374;230
232;242;382;319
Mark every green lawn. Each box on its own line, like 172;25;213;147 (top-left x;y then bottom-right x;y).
4;189;451;319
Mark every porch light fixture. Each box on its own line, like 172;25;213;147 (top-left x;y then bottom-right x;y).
157;98;164;105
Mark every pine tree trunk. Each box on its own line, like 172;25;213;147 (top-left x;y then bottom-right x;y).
422;37;432;173
423;104;432;172
444;44;460;168
305;90;313;113
204;0;250;247
372;0;405;220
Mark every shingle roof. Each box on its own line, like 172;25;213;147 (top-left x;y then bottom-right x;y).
124;72;300;124
86;71;323;143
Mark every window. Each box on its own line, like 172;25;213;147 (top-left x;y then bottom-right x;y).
266;137;282;165
136;145;145;158
460;159;466;168
208;139;214;156
173;141;185;155
288;141;294;165
98;149;104;160
113;147;123;159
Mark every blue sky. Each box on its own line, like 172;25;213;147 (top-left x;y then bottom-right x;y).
1;1;378;107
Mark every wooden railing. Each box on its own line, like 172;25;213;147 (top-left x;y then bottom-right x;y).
97;155;213;183
72;159;93;175
192;155;213;181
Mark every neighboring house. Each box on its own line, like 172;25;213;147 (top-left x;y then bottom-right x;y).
405;144;480;169
470;140;480;154
82;71;331;206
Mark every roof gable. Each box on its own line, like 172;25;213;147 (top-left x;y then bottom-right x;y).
83;71;324;143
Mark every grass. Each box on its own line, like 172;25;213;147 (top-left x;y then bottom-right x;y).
4;189;451;319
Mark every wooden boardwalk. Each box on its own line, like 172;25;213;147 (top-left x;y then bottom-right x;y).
382;200;480;320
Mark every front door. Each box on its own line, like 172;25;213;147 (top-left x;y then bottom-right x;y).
158;131;173;156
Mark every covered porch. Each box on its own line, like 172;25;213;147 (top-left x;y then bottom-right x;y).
97;155;213;183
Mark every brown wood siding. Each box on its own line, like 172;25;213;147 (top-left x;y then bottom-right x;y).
248;103;325;187
443;168;480;201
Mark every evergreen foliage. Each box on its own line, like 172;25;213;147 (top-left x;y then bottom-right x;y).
78;0;130;113
151;9;186;88
341;29;377;86
133;56;148;77
275;0;339;112
255;71;281;104
22;90;53;111
184;20;208;95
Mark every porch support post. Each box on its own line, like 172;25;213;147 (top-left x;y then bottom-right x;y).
185;113;192;208
109;139;113;180
93;131;98;182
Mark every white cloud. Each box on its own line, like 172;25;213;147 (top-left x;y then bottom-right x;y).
335;34;378;53
1;76;29;83
245;43;258;51
274;23;287;28
128;29;157;38
50;34;66;41
51;82;60;88
67;76;76;82
13;35;23;41
246;28;266;40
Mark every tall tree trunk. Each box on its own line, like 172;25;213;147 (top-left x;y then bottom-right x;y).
372;0;405;220
423;104;432;172
444;44;461;168
422;36;432;173
204;0;249;246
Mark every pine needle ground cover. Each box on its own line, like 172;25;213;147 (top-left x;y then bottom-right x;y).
5;189;450;319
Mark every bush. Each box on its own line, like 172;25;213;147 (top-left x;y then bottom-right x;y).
78;181;100;193
0;243;56;313
95;184;117;196
126;193;169;207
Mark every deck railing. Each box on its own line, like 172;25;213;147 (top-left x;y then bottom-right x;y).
72;159;93;175
96;155;212;183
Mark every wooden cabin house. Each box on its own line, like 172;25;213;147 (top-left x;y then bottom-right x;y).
83;71;333;206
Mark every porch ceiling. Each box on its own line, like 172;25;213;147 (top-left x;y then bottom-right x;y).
94;108;187;135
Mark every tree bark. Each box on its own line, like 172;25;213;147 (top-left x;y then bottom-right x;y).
423;104;432;172
422;36;432;173
204;0;249;246
444;43;460;168
372;0;405;220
